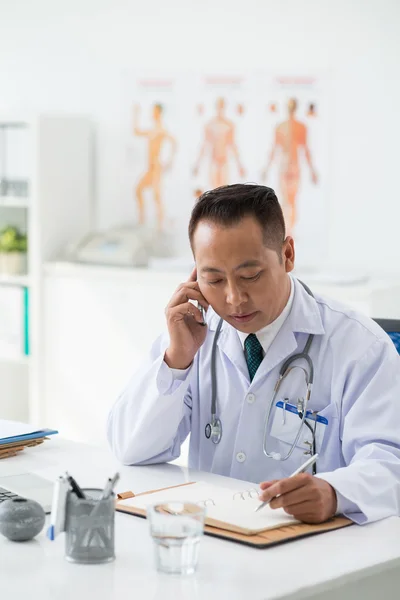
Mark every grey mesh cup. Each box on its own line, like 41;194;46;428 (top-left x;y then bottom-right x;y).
65;488;115;564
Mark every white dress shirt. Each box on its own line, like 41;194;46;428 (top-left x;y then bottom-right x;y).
236;277;294;356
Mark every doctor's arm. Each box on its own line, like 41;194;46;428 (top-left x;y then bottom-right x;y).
107;269;208;465
316;337;400;524
106;333;195;465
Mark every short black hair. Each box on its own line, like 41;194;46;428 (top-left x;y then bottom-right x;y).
188;184;285;255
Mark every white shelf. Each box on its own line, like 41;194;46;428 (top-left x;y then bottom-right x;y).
0;273;30;287
0;196;30;208
0;354;29;365
0;114;92;425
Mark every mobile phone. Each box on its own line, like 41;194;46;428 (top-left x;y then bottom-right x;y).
196;302;207;326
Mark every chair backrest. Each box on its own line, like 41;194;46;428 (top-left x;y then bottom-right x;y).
373;319;400;355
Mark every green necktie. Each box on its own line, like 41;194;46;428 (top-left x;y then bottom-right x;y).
244;334;264;382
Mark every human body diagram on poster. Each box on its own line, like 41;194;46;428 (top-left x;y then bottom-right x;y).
193;98;246;191
261;98;318;233
133;104;177;232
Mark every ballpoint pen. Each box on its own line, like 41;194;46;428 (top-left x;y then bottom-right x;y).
255;453;319;513
99;472;120;500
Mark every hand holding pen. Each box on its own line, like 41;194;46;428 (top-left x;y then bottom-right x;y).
257;454;338;524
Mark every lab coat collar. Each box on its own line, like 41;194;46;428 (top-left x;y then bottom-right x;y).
205;277;325;384
288;276;325;336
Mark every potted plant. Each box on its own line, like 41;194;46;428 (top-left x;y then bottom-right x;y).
0;226;28;275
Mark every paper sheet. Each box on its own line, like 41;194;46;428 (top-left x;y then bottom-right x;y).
118;481;299;533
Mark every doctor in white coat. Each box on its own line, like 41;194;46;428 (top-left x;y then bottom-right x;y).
107;184;400;525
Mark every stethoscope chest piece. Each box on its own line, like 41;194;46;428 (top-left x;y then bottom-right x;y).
205;418;222;444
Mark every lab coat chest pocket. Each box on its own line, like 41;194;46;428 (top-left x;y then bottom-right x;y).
269;400;339;471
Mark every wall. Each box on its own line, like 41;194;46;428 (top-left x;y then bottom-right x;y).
0;0;399;274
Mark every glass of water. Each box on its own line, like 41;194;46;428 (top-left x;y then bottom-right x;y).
147;502;206;575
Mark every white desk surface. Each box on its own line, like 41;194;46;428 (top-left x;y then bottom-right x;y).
1;438;400;600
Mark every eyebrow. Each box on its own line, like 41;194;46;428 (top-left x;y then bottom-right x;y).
201;260;262;274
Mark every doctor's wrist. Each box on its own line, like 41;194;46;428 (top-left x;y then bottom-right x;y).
164;349;193;370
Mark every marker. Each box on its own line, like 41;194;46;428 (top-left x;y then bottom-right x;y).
46;474;70;541
255;453;319;513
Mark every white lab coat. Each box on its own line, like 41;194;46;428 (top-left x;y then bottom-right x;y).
107;277;400;524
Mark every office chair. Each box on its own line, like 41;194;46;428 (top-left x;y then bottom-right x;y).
373;319;400;355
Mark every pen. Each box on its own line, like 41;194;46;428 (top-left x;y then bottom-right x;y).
100;472;120;500
66;473;86;499
255;453;319;513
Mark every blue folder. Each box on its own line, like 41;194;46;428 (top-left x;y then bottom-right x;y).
0;429;58;446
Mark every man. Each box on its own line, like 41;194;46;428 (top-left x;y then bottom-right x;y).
108;184;400;525
261;98;318;233
193;97;246;188
133;103;177;231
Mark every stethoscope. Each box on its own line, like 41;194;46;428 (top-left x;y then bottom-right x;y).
204;280;316;465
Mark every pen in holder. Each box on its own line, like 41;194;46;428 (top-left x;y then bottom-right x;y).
64;488;115;564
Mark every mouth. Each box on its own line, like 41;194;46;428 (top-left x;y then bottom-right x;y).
230;312;258;324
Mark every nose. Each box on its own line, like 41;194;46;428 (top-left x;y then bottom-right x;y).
226;281;247;307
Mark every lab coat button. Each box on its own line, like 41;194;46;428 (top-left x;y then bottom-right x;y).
236;452;246;463
247;393;256;404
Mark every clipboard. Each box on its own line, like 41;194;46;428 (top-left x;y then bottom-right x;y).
115;482;353;549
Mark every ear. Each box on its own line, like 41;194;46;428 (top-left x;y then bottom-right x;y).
283;237;295;272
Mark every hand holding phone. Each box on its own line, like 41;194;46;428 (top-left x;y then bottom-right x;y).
164;268;209;369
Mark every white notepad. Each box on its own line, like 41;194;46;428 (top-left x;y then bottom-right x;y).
118;481;299;535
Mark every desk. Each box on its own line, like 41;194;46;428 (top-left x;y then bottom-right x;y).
1;438;400;600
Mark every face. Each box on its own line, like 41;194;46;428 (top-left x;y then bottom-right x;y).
193;217;295;333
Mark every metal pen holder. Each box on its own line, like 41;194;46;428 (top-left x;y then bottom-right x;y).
65;488;115;564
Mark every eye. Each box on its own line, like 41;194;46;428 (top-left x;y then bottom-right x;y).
207;279;223;285
242;272;262;282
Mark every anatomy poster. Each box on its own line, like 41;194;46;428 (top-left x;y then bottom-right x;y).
190;74;250;198
125;75;181;236
124;72;329;264
255;74;329;266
